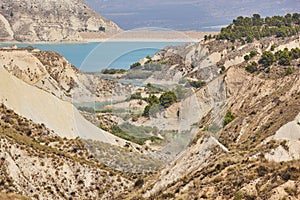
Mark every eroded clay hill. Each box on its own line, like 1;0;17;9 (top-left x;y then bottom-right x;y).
0;104;133;199
122;34;300;199
0;0;121;42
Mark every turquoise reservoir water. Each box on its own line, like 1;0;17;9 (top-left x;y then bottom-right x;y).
0;42;184;72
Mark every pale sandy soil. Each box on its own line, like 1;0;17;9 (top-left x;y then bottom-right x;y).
0;62;126;146
80;31;217;42
0;31;217;43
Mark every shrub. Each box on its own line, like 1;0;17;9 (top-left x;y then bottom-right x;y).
99;124;109;132
234;191;243;200
142;105;151;117
99;26;105;32
146;95;159;105
244;54;250;61
220;66;226;73
159;91;177;108
257;165;268;177
134;179;144;188
249;50;258;58
189;80;206;88
130;62;141;69
285;67;293;76
102;68;126;74
223;111;235;127
270;44;276;51
245;62;258;73
276;48;291;66
110;125;160;145
142;91;177;116
130;92;142;100
259;51;276;67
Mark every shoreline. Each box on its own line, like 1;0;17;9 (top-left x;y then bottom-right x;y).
0;31;217;44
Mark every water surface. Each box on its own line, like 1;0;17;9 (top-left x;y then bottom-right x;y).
0;42;184;72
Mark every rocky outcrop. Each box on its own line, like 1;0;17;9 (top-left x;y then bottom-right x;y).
0;0;121;42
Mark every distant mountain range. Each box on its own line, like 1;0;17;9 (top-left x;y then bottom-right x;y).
84;0;300;31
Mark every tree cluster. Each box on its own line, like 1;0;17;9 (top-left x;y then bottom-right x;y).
217;13;300;43
245;47;300;73
101;68;126;74
259;47;300;67
244;50;258;61
142;91;177;117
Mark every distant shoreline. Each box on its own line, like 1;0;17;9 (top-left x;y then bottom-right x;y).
80;31;216;43
0;31;217;44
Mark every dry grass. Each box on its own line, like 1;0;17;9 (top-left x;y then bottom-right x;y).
0;193;29;200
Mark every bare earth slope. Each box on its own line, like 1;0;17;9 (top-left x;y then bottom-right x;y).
0;104;132;199
123;35;300;199
0;0;121;42
0;51;126;146
0;47;135;104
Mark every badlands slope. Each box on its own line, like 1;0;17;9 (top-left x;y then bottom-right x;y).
0;0;121;42
0;48;125;146
123;33;300;199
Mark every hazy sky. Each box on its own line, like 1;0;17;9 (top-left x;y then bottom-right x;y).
84;0;300;31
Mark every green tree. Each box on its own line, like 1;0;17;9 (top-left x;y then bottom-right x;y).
130;92;142;100
276;49;291;66
245;62;258;73
146;55;152;61
252;14;263;26
99;26;105;32
217;13;300;42
249;50;258;58
142;105;151;117
285;67;293;76
270;44;276;51
290;47;300;59
292;13;300;24
244;54;250;61
130;62;141;69
246;35;254;43
259;51;276;67
220;66;226;73
159;91;177;108
146;95;159;105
